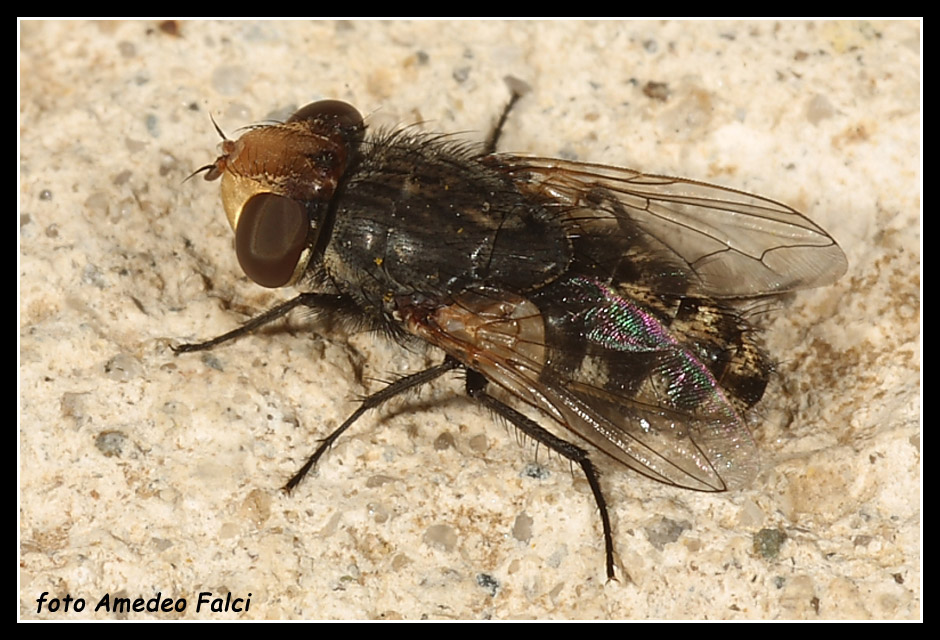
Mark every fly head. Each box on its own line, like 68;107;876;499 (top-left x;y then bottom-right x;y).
198;100;365;288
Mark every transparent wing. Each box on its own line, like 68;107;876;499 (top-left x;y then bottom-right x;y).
482;155;848;298
401;283;759;492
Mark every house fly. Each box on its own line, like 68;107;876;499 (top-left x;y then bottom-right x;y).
175;88;847;580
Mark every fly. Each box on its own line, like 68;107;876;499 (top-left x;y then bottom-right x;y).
175;87;847;580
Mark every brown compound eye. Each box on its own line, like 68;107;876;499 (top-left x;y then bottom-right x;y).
288;100;365;146
235;193;308;288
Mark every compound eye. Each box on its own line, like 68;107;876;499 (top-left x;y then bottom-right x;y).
235;193;308;288
289;100;364;145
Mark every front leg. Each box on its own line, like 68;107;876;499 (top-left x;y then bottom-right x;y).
172;292;347;353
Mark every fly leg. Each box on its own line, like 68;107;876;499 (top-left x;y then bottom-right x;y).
172;292;348;353
173;295;461;492
283;357;461;492
464;368;617;581
482;77;531;155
